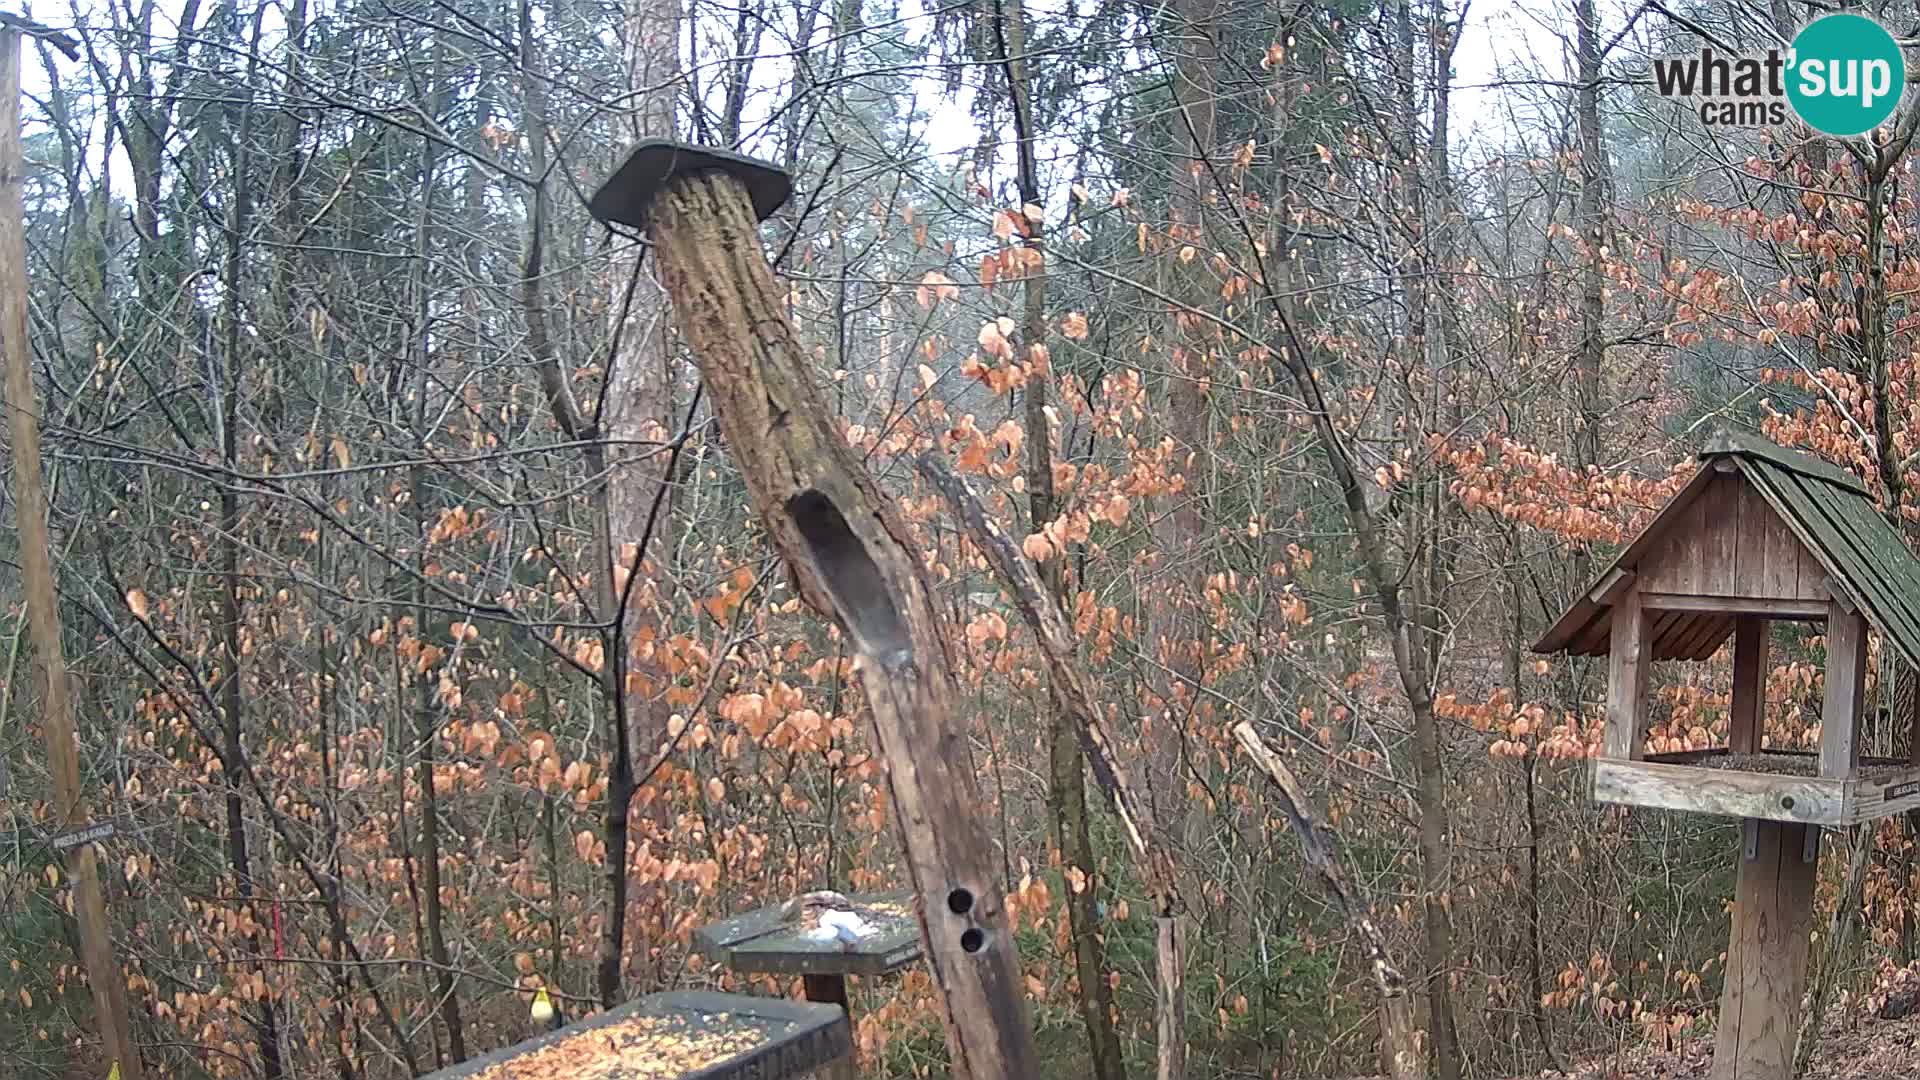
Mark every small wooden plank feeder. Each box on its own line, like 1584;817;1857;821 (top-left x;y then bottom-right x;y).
1534;431;1920;1079
694;890;922;983
420;991;850;1080
694;890;922;1079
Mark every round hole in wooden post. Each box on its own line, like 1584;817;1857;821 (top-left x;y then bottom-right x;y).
947;888;974;915
960;928;985;953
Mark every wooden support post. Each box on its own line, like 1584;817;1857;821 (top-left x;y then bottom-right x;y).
1716;606;1860;1079
1712;820;1817;1080
595;143;1038;1078
0;29;144;1080
1822;602;1867;779
1604;586;1648;760
801;975;855;1080
1730;617;1769;754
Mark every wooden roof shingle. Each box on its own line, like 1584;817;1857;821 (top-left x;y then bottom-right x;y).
1532;431;1920;667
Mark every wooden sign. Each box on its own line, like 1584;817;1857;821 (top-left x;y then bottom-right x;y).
51;822;115;851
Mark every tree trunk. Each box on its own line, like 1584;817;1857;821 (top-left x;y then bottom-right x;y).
1390;2;1462;1072
643;167;1040;1079
1238;146;1461;1080
218;28;283;1071
406;33;466;1059
517;0;639;1008
992;0;1124;1075
0;31;146;1078
1231;722;1421;1079
600;0;684;1000
1155;7;1221;1070
314;477;362;1080
1573;0;1606;477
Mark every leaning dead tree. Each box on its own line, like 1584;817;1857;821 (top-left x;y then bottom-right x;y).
588;141;1038;1078
919;452;1422;1080
1232;722;1422;1080
918;452;1187;1080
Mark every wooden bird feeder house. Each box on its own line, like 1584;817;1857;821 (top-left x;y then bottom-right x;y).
1535;431;1920;1079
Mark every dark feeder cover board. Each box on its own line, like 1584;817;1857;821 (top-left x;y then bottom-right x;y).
693;890;923;977
420;991;849;1080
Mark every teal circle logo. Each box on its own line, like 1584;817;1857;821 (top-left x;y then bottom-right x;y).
1787;14;1905;136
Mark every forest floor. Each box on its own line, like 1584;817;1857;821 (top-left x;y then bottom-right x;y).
1522;1013;1920;1078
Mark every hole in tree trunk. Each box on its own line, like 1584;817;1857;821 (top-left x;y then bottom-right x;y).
960;928;985;953
947;888;974;915
787;489;910;659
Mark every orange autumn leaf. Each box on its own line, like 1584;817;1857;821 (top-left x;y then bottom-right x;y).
916;271;959;309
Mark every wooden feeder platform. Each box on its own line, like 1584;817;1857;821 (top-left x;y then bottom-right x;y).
692;890;922;977
692;890;922;1080
1534;431;1920;1080
419;991;849;1080
1595;748;1920;825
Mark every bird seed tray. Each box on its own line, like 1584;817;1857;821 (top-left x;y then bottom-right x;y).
425;991;849;1080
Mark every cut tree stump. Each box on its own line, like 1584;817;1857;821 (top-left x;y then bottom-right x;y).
589;139;1039;1080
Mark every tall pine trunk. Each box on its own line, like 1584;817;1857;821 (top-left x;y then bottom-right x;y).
406;33;466;1061
994;1;1125;1075
219;19;282;1071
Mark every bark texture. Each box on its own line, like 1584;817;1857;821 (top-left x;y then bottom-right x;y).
645;169;1040;1079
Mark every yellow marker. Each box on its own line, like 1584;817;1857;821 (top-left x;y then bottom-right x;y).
107;1065;120;1080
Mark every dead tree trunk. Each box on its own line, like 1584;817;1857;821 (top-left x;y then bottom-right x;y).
0;28;145;1080
620;154;1039;1079
918;455;1185;1076
1231;722;1423;1080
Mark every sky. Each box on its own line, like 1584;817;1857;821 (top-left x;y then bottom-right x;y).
905;0;1589;176
19;0;1600;221
1451;0;1576;145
